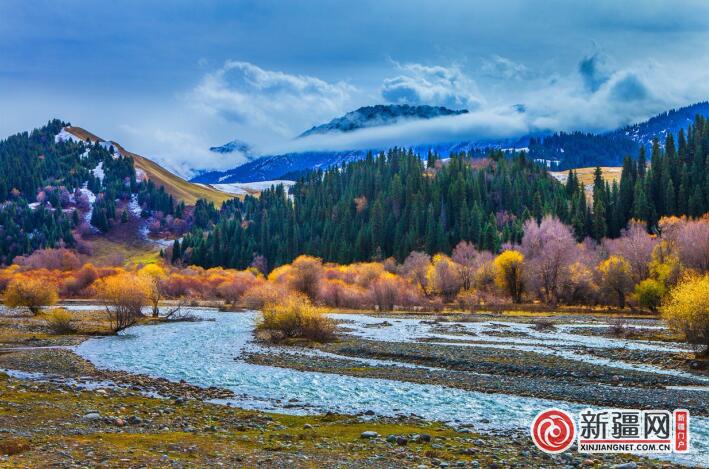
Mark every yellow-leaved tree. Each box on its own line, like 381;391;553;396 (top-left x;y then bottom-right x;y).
4;276;58;315
494;250;524;303
598;256;633;308
96;273;150;333
138;264;167;317
662;273;709;355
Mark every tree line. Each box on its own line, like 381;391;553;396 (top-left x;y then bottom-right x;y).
174;115;708;272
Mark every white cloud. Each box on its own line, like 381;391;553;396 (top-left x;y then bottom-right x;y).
118;125;246;179
263;108;527;155
481;55;531;80
381;63;483;110
190;60;356;138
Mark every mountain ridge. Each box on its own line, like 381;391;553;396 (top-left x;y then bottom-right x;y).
195;101;709;183
298;104;468;138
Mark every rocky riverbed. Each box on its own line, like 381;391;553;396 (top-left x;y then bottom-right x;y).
0;306;705;467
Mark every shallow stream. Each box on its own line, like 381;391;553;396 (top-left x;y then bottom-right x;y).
75;309;708;466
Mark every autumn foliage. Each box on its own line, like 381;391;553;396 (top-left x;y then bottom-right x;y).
0;215;707;321
256;293;335;342
662;273;709;353
4;276;58;314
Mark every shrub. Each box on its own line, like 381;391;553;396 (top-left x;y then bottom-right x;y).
633;278;664;312
494;250;525;303
456;289;480;312
216;271;260;304
62;263;99;297
662;273;709;354
242;282;289;310
288;255;323;299
4;277;58;314
318;278;371;309
269;255;323;300
0;436;30;455
45;308;76;334
16;248;81;271
257;293;335;342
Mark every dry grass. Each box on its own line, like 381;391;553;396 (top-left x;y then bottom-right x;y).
550;166;622;202
64;126;235;206
44;308;77;334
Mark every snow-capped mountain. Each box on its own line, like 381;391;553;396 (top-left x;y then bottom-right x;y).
298;104;468;138
209;138;254;157
193;101;709;183
618;101;709;147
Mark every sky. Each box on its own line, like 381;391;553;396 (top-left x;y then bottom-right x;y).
2;0;709;177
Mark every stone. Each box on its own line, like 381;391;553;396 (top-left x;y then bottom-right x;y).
127;415;142;425
360;431;378;439
303;424;312;429
611;463;637;469
82;412;101;421
114;418;126;427
396;436;408;446
364;410;375;416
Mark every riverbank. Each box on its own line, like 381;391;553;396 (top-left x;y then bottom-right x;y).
0;306;701;467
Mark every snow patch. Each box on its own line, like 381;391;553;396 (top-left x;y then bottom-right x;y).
54;128;84;144
211;180;295;196
92;162;104;182
128;194;143;217
135;167;147;182
80;185;97;230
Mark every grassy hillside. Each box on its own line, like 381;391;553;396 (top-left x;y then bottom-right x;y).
64;127;234;206
550;166;622;195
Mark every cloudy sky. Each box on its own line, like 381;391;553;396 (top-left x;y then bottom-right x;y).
2;0;709;177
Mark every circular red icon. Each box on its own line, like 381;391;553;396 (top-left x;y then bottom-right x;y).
530;408;576;453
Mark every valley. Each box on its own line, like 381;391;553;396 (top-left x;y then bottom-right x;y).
1;305;706;468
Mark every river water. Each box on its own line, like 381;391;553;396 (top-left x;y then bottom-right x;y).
75;309;708;466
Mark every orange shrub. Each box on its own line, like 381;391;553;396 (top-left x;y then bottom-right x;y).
4;276;58;314
61;263;99;297
242;282;290;310
217;271;262;304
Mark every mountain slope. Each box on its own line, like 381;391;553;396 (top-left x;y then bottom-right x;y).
618;101;709;146
62;127;234;205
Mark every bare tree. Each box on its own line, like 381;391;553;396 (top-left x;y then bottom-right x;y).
401;251;432;296
521;216;577;304
603;220;657;282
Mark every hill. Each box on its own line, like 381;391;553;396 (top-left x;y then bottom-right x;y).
60;127;233;206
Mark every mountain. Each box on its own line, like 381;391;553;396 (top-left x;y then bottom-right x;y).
618;101;709;147
209;138;254;157
298;104;468;137
61;126;233;206
194;101;709;183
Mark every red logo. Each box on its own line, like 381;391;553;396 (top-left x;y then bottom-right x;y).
531;409;576;453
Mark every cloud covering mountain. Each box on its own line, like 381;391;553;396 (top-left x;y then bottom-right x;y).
3;0;709;178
